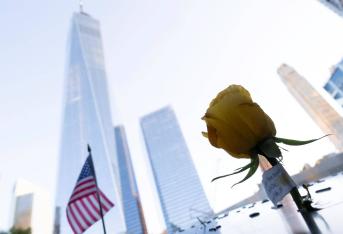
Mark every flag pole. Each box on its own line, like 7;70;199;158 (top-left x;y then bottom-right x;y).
88;144;107;234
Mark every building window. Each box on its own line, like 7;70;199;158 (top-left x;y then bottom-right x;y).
334;91;343;100
324;82;334;93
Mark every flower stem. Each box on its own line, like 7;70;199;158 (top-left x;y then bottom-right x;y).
264;156;321;234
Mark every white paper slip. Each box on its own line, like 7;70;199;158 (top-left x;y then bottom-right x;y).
262;163;296;206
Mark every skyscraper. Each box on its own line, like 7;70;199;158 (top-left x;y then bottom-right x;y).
0;173;3;230
140;106;212;233
12;179;53;234
318;0;343;17
55;10;126;233
114;126;147;234
278;63;343;152
13;194;33;230
324;59;343;106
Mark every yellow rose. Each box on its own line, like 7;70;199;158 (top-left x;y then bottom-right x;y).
202;85;276;159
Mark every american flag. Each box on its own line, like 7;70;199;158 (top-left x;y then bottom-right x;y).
67;155;114;234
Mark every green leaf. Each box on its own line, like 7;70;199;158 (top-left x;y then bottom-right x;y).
231;156;259;187
274;134;331;146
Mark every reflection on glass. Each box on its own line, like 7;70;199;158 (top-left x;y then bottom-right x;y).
55;12;126;234
141;106;213;233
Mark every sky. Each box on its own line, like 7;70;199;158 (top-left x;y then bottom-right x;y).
1;0;343;233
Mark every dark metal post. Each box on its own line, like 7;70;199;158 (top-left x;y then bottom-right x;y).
264;156;321;234
88;145;107;234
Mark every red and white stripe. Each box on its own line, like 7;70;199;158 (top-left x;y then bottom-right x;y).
66;177;114;234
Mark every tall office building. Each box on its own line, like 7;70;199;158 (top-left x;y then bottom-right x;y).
318;0;343;16
114;126;147;234
12;180;53;234
13;194;33;230
324;59;343;106
0;173;3;230
55;10;126;233
140;106;212;233
278;63;343;152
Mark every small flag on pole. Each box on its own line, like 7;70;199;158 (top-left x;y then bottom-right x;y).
66;153;114;234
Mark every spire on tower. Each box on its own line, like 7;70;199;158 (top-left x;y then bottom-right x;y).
79;0;84;13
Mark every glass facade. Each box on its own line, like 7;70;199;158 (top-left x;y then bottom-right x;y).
13;193;33;229
324;61;343;106
114;126;146;234
278;64;343;152
140;106;212;233
55;12;126;234
318;0;343;16
13;179;53;234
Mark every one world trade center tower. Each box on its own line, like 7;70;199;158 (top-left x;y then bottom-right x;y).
54;10;126;234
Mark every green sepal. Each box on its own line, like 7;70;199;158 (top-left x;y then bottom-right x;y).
211;155;260;187
231;155;259;187
211;160;252;182
274;134;331;146
234;161;254;172
258;138;282;158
